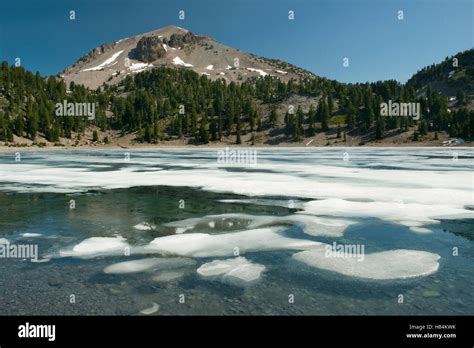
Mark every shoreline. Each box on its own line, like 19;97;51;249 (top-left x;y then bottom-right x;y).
0;143;472;152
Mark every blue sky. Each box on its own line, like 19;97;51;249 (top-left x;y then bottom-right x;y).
0;0;472;83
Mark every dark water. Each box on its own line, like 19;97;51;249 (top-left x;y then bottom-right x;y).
0;186;472;315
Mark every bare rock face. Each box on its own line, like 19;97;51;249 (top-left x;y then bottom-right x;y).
75;43;116;67
132;36;167;62
131;31;201;63
165;31;200;49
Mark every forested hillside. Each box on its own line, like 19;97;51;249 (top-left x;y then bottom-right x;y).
0;50;473;147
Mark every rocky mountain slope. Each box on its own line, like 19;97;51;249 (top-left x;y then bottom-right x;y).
60;25;315;90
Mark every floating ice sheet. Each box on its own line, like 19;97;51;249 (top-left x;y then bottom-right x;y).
164;213;355;237
139;302;159;315
133;223;155;231
104;257;195;274
197;256;265;283
59;236;129;258
301;198;472;231
293;247;440;280
144;227;320;257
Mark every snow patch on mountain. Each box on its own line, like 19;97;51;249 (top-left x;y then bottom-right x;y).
246;67;268;77
130;62;153;73
172;57;193;67
82;50;124;72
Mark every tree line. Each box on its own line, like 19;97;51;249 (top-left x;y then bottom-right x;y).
0;59;472;145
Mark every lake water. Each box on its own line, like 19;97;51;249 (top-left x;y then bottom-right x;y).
0;147;472;315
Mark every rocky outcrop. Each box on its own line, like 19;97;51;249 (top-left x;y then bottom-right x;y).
165;31;200;49
132;36;167;62
130;31;200;63
73;43;116;67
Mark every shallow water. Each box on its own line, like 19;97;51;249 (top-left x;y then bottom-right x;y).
0;148;472;315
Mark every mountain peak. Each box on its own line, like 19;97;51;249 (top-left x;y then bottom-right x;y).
60;26;314;90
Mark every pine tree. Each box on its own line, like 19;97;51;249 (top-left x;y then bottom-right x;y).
269;106;278;127
144;126;152;143
210;116;217;141
375;117;383;140
15;115;24;137
199;114;209;144
321;101;330;132
327;94;334;115
456;89;466;105
236;127;242;144
154;122;160;142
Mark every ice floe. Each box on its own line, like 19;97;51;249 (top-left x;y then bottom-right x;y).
301;198;470;232
20;233;43;238
293;247;440;280
104;257;195;274
197;257;265;283
133;223;155;231
143;227;320;257
163;213;354;237
140;302;159;315
60;236;129;258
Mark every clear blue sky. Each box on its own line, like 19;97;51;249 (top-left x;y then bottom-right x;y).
0;0;472;83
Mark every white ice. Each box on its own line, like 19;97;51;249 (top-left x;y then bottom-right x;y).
0;148;472;234
140;302;159;315
133;223;155;231
104;257;195;274
143;227;320;257
197;256;265;282
59;236;129;258
164;213;355;237
293;247;441;280
20;233;43;238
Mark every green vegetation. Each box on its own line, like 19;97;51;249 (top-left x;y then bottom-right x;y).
1;50;473;146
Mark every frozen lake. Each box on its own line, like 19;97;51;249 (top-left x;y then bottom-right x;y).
0;147;472;315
